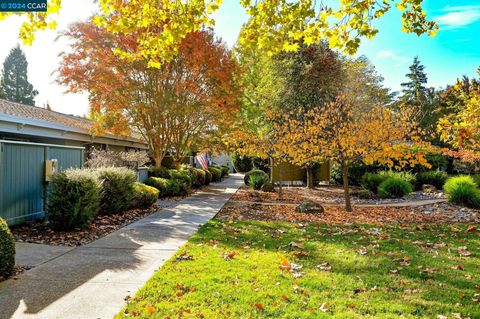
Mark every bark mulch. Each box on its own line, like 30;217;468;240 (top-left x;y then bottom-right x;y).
12;205;158;247
216;203;480;225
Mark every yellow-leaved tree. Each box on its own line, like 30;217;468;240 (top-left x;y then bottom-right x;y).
3;0;437;66
276;94;434;211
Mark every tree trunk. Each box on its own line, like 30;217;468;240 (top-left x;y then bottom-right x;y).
154;153;164;168
341;162;352;212
306;166;314;189
277;160;283;200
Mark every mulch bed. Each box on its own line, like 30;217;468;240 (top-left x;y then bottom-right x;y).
11;205;158;247
216;203;480;225
230;186;342;203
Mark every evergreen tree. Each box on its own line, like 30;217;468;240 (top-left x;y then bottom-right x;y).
0;45;38;105
398;56;437;136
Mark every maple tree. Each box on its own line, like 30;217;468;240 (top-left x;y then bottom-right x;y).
57;21;239;167
275;93;433;212
3;0;437;67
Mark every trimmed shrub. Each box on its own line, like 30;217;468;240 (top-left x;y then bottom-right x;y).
415;171;448;190
208;167;223;182
378;177;413;198
190;168;206;188
360;173;388;193
220;165;230;177
46;169;101;230
244;169;268;186
204;169;212;185
145;177;184;197
248;173;269;190
97;167;136;215
132;182;159;208
0;218;15;280
231;153;253;173
169;169;193;189
378;170;416;186
444;176;480;208
148;166;171;178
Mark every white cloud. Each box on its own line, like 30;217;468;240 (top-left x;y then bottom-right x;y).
376;50;410;67
436;6;480;28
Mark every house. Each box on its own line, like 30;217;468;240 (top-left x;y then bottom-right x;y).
0;98;148;152
0;98;148;226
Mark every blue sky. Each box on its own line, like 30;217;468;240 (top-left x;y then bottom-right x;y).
213;0;480;92
0;0;478;115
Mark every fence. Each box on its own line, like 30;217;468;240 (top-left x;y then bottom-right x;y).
0;141;84;226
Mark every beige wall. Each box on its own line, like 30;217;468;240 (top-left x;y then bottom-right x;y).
271;161;330;183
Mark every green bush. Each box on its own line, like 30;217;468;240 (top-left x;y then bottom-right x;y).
444;176;480;208
360;173;388;193
169;169;193;189
0;218;15;279
231;153;253;173
470;174;480;188
132;182;159;208
244;169;268;186
97;167;136;215
148;166;171;178
248;173;269;190
204;169;212;185
377;177;413;198
208;167;223;182
220;165;230;177
378;170;416;186
190;168;206;188
46;169;101;230
330;162;385;186
415;171;448;190
252;157;270;173
145;177;184;197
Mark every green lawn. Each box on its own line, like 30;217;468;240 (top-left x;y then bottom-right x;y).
116;221;479;318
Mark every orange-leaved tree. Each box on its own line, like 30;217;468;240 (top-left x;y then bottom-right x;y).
57;20;239;167
276;94;434;211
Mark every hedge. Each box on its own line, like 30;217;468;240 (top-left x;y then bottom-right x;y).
0;218;15;279
97;167;136;215
145;177;185;197
208;167;223;182
204;169;212;185
46;169;101;230
415;171;448;190
132;182;159;208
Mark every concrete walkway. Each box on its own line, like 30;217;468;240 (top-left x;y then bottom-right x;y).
0;174;243;319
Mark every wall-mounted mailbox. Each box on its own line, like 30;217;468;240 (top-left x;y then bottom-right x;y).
45;159;58;182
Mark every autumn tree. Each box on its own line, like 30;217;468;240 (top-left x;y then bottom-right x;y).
3;1;437;67
277;94;433;212
0;45;38;106
57;20;239;167
437;69;480;162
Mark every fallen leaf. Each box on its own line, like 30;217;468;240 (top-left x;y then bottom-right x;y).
145;306;154;314
317;262;332;271
319;303;329;313
223;252;236;260
255;303;265;311
451;264;464;271
466;225;477;233
289;242;305;249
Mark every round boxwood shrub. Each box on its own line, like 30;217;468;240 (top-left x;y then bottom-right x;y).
0;217;15;280
377;177;413;198
46;169;101;230
190;168;206;188
203;169;212;185
145;177;184;197
148;166;170;178
248;173;269;190
97;167;136;215
169;169;193;189
415;171;448;190
231;153;253;173
208;167;223;182
244;169;268;186
132;182;159;208
443;176;480;208
360;173;388;193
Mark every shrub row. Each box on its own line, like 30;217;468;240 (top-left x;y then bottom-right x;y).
47;167;159;230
